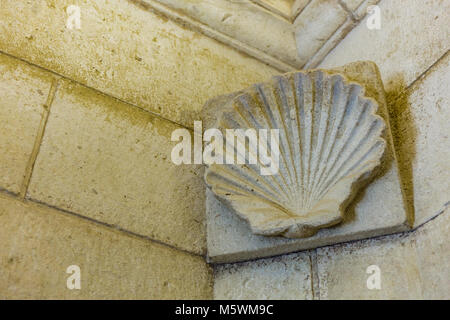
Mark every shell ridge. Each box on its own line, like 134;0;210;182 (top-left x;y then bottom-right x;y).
231;99;263;168
306;71;331;209
207;166;287;207
312;84;362;195
269;77;298;198
218;139;290;204
313;95;372;197
314;100;384;198
317;138;386;201
254;83;297;201
291;74;305;207
300;73;313;209
304;71;320;208
208;117;285;202
274;76;302;203
309;75;346;203
231;93;292;201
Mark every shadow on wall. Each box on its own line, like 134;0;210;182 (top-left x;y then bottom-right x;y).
385;74;416;226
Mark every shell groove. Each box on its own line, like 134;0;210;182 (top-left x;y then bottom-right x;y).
205;70;386;238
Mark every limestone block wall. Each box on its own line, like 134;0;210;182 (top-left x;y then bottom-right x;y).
0;0;448;300
214;0;450;299
0;0;278;298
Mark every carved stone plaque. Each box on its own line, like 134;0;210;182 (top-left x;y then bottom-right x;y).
205;69;386;239
203;61;411;263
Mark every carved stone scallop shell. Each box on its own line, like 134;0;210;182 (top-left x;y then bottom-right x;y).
204;70;386;238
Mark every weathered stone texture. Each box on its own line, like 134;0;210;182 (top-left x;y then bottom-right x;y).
150;0;300;68
0;194;213;299
319;0;450;92
214;252;313;300
414;207;450;299
0;0;279;128
316;232;423;299
390;53;450;226
294;0;347;62
316;206;450;299
28;79;206;255
0;54;54;194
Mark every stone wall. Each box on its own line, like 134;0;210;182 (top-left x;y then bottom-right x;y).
0;0;448;300
0;0;278;299
214;0;449;299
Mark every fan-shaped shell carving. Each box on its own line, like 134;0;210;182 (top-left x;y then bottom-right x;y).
205;70;386;238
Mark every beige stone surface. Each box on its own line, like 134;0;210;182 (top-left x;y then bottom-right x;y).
0;0;279;128
303;0;381;68
341;0;380;17
292;0;310;19
316;207;450;300
214;252;312;300
206;61;409;264
353;0;381;20
294;0;348;62
391;53;450;226
0;53;54;194
151;0;301;68
251;0;294;18
414;207;450;299
28;79;206;255
319;0;450;92
316;233;422;299
340;0;366;11
304;17;357;69
0;193;212;299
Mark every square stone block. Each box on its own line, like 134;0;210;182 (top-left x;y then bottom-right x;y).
214;251;313;300
204;61;411;263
